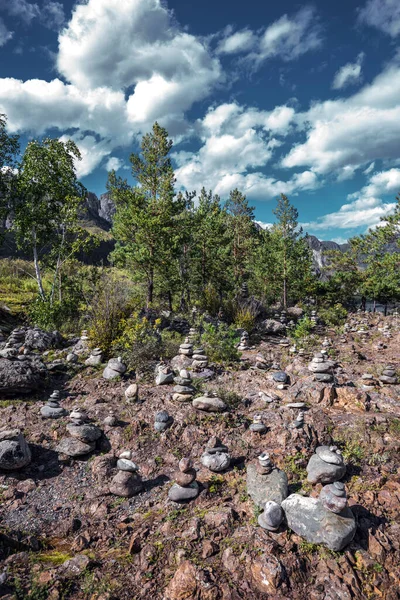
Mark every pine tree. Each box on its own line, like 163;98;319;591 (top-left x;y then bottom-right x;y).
225;188;257;288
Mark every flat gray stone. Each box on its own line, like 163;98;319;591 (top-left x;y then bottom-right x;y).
246;464;288;509
192;396;227;412
55;438;95;457
201;451;230;472
0;430;31;470
40;405;68;419
315;446;344;465
168;481;199;502
66;423;102;443
272;371;288;383
281;494;356;551
307;454;346;484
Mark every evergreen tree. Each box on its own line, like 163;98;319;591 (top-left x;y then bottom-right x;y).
109;122;185;308
0;114;19;235
225;188;257;288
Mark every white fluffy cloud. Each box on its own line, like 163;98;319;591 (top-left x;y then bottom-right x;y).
0;18;12;46
0;0;222;173
332;53;364;90
105;157;124;172
358;0;400;38
174;101;318;199
282;63;400;175
217;29;256;55
0;0;64;29
303;168;400;232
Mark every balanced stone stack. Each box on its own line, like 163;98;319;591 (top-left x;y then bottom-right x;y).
311;310;318;327
192;391;227;412
125;383;139;402
103;357;127;380
104;410;118;427
109;451;143;497
188;327;198;342
155;362;174;385
201;436;231;472
172;369;195;402
0;429;31;470
358;373;378;390
238;331;250;351
191;346;209;370
168;457;199;502
40;390;68;419
249;414;267;434
241;282;249;298
179;338;193;357
379;364;398;385
56;407;102;458
246;452;288;509
322;337;331;348
306;445;346;484
308;352;336;383
382;325;391;339
5;329;25;350
154;410;173;432
289;411;305;429
85;348;103;366
280;310;287;325
289;343;297;354
258;500;284;532
281;483;356;551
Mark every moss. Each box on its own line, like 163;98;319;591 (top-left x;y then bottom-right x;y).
35;550;73;566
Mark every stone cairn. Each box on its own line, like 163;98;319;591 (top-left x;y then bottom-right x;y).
258;500;284;532
289;410;305;429
0;429;31;470
155;362;174;385
5;328;25;350
191;345;209;370
272;370;289;389
249;414;267;434
173;369;195;402
192;391;227;412
280;310;287;325
104;410;118;427
319;481;348;513
85;348;103;366
125;383;139;402
310;310;318;327
168;457;200;502
241;282;249;299
109;451;143;497
382;324;391;339
188;327;198;342
154;410;173;432
379;364;398;385
358;373;379;390
306;445;346;485
56;407;102;458
238;331;250;351
246;452;288;510
66;351;78;363
201;436;231;472
179;337;193;357
321;336;331;349
308;352;336;383
40;390;68;419
103;357;127;380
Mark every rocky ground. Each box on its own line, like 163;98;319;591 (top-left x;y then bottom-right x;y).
0;314;400;600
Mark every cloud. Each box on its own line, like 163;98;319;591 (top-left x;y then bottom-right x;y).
358;0;400;38
174;101;318;200
0;18;12;46
105;157;123;172
332;53;364;90
282;63;400;175
0;0;223;175
41;1;65;30
303;168;400;232
0;0;40;24
217;29;256;55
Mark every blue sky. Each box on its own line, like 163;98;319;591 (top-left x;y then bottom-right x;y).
1;0;400;242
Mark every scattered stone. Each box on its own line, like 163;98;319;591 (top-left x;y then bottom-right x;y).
281;493;356;551
103;357;126;380
66;353;78;363
249;414;267;434
289;410;305;429
168;457;200;502
110;451;143;497
155;363;174;386
0;429;31;470
201;436;231;472
379;364;398;385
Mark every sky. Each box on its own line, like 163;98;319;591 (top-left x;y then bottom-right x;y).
0;0;400;243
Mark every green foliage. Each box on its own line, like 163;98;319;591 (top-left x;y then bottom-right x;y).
319;303;348;327
290;316;313;342
113;312;162;371
200;322;240;364
234;304;257;332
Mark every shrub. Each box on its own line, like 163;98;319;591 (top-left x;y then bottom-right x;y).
319;303;348;327
290;316;313;342
234;305;257;332
200;322;240;364
113;312;163;372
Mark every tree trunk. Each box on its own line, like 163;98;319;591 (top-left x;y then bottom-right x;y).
32;231;45;301
147;273;154;308
167;290;173;312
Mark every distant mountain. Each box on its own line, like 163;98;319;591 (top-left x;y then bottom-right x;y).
305;235;349;276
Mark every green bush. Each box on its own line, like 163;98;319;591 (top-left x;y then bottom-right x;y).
319;303;348;327
290;316;313;342
200;322;240;364
234;305;257;332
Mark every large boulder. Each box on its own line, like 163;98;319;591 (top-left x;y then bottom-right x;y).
262;319;286;335
0;429;31;470
281;493;356;551
24;327;63;351
246;464;288;509
0;357;46;396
